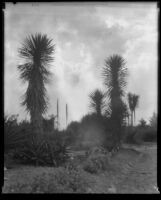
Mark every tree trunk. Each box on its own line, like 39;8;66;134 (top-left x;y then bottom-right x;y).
131;112;133;127
31;113;43;135
134;110;135;126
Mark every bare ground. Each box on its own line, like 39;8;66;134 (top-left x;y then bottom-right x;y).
89;143;159;193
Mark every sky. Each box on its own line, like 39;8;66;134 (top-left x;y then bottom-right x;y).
4;2;158;129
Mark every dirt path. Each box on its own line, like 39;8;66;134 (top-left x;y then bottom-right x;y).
88;143;158;193
115;146;158;193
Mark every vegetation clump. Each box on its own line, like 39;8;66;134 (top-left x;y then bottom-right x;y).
3;167;91;193
83;153;111;174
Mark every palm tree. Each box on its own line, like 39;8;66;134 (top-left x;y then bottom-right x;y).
18;33;55;134
127;93;139;126
102;54;128;144
89;89;105;117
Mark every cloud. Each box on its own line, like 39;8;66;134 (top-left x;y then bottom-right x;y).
4;3;158;128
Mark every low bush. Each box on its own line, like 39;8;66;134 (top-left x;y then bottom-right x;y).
123;127;141;145
137;127;157;142
83;154;111;174
13;133;70;167
3;167;91;193
4;116;32;154
123;126;157;144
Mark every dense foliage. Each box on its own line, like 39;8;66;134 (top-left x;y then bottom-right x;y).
3;167;91;193
123;125;157;144
13;132;69;167
4;115;31;154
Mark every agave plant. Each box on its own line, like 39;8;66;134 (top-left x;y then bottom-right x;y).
13;133;69;167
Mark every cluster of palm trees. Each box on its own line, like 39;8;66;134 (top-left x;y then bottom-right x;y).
127;93;139;126
88;55;128;145
88;57;140;143
89;90;139;127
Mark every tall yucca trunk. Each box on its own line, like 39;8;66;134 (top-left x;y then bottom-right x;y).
134;110;136;126
31;112;43;135
131;111;134;127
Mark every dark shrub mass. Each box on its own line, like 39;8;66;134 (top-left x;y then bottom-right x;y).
13;132;70;167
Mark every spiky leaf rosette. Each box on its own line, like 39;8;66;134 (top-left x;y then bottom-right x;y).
89;89;106;116
102;54;128;115
18;33;55;119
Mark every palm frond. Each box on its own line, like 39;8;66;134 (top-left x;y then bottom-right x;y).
127;93;139;112
18;33;55;126
102;54;127;101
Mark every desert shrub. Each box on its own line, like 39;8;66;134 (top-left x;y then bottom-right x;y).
4;115;32;154
3;167;91;193
136;127;157;142
78;114;108;149
13;133;70;167
66;114;111;149
4;115;32;168
83;154;111;174
102;130;118;152
123;125;157;144
43;115;56;132
123;127;141;145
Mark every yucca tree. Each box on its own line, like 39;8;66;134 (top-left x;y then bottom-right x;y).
89;89;105;117
127;93;139;126
18;33;55;134
102;54;128;144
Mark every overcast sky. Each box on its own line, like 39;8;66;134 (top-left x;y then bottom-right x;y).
4;2;158;129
